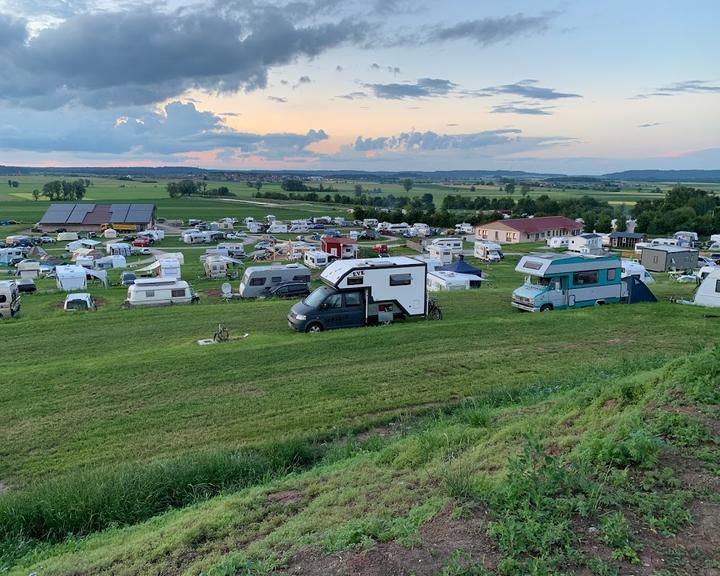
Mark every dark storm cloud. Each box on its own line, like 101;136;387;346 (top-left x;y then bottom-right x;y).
0;101;328;159
429;12;556;45
366;78;457;99
0;6;368;109
474;79;580;100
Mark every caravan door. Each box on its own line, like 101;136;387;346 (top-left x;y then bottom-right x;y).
547;277;569;309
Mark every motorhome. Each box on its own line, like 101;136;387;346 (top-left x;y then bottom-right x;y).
0;281;21;318
288;256;430;332
304;250;330;269
427;244;453;264
474;241;503;263
455;223;474;235
268;222;288;234
412;223;431;237
512;253;623;312
239;264;311;298
215;243;245;259
363;218;379;228
379;222;410;235
124;278;197;307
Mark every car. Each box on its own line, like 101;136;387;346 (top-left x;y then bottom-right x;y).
265;282;311;299
323;229;342;238
40;236;57;243
133;246;152;255
254;241;271;250
697;256;717;267
709;253;720;264
120;271;137;286
64;293;96;311
359;230;379;240
55;228;67;233
226;232;247;240
16;278;36;293
310;223;326;230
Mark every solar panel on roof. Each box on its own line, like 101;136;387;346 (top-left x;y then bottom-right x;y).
39;204;75;224
66;204;95;224
126;204;154;223
110;204;130;222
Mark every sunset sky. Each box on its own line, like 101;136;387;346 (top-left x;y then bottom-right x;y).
0;0;718;173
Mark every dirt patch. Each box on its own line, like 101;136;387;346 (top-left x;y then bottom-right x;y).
267;489;305;506
279;503;500;576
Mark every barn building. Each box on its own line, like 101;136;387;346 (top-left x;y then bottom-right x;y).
38;203;156;233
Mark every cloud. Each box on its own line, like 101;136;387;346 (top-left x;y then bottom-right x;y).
370;63;381;70
0;101;329;159
473;79;580;100
337;91;368;100
633;79;720;99
638;122;661;128
335;65;343;72
428;12;556;46
387;66;401;75
268;96;288;103
293;75;312;88
366;77;457;99
0;5;368;109
491;103;554;115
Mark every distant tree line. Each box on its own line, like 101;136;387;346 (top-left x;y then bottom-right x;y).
167;180;235;198
7;180;19;188
280;178;338;193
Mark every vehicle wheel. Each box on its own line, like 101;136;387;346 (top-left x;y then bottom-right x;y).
305;322;323;333
428;307;442;321
596;300;605;306
540;304;553;312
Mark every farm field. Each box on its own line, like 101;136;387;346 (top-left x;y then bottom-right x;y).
1;189;718;575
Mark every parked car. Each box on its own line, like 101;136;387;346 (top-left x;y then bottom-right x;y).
132;246;152;255
266;282;312;299
697;256;717;267
226;232;247;239
323;229;342;238
40;236;57;243
16;278;36;293
64;293;96;311
254;241;271;250
359;229;379;240
310;223;326;230
120;272;137;286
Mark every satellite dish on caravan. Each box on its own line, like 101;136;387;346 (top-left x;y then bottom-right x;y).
221;282;232;300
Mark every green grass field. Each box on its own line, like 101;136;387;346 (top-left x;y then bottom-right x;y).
0;185;718;575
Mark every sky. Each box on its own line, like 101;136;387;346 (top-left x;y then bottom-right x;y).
0;0;718;174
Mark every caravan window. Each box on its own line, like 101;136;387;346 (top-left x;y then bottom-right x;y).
0;295;5;303
171;289;186;297
250;277;265;286
271;276;282;283
347;276;363;286
607;269;617;281
345;292;362;307
145;290;155;298
293;275;310;282
716;280;720;293
390;273;412;286
573;270;598;285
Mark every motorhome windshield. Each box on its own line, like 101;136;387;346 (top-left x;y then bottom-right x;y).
526;275;553;287
304;286;334;307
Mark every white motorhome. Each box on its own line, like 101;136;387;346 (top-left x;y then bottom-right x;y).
412;223;431;237
547;236;569;249
430;237;464;253
363;218;379;228
288;257;432;332
455;223;474;235
215;243;245;259
379;222;410;235
304;250;330;269
124;278;197;307
0;280;21;318
239;264;312;298
474;241;503;263
268;222;288;234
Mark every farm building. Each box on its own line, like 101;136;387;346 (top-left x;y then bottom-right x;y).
640;245;699;272
474;216;582;244
38;203;155;233
608;232;646;249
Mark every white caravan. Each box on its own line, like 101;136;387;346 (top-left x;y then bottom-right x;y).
239;263;312;298
547;236;569;249
124;278;196;307
429;237;464;252
304;250;331;269
427;270;479;291
474;241;503;263
455;223;474;235
412;223;431;237
215;243;246;259
363;218;379;228
288;256;430;332
621;260;655;284
0;280;21;318
106;242;132;256
0;247;25;266
680;268;720;308
268;222;289;234
427;244;454;264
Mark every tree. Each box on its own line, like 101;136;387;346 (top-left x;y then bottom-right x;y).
401;178;413;193
504;182;516;195
520;183;531;197
353;184;363;196
255;181;263;192
32;189;40;201
615;215;627;232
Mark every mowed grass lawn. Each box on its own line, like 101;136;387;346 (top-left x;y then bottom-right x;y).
0;247;708;490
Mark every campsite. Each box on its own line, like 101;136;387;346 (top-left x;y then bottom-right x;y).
0;173;718;575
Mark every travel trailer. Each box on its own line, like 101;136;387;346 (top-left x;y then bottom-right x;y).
239;264;311;298
621;260;655;284
429;237;464;253
94;255;127;270
412;223;431;237
474;241;503;263
427;244;453;264
124;278;197;307
57;232;79;242
214;243;246;259
427;270;481;291
363;218;379;228
288;256;432;332
512;253;623;312
379;222;410;235
135;257;181;279
203;255;232;279
0;247;25;266
455;223;474;235
267;222;288;234
16;260;42;280
0;281;21;319
679;267;720;308
290;223;310;233
674;231;698;246
304;250;331;269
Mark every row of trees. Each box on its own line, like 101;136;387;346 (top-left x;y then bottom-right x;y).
7;180;19;188
632;186;719;236
38;180;88;201
166;180;234;198
280;178;338;193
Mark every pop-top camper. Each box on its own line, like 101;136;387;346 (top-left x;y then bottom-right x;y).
0;280;21;318
239;264;311;298
288;256;430;332
512;253;623;312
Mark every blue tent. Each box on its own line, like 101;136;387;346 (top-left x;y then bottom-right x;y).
438;258;484;278
622;275;657;304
